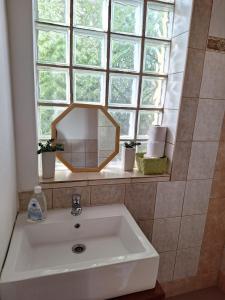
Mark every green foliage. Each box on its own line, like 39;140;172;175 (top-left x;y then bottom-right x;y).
112;2;136;34
37;29;67;64
36;0;170;140
37;139;64;154
74;0;105;29
144;43;167;74
146;7;170;39
110;110;132;137
141;79;161;106
138;112;156;136
37;0;67;24
39;107;64;138
110;76;134;105
111;40;135;70
39;69;67;101
74;72;102;103
75;34;102;67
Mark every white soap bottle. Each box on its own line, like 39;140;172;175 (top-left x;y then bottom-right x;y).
27;186;47;222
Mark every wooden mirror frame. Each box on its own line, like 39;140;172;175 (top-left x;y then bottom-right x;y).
51;103;120;172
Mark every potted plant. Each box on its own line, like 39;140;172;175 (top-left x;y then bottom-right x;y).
122;141;141;171
37;139;64;179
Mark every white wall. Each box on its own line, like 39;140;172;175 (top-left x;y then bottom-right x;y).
0;0;17;271
7;0;39;192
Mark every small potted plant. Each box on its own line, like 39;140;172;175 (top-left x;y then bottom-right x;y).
122;141;141;171
37;139;64;179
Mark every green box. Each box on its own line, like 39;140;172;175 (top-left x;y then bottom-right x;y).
136;153;168;175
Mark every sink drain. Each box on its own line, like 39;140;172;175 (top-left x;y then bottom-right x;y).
72;244;86;254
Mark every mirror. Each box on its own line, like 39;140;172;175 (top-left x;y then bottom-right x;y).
51;104;120;172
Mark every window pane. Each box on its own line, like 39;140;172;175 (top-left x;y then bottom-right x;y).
38;106;65;139
109;109;135;139
36;0;68;25
37;26;69;65
110;36;141;71
137;111;162;138
38;68;69;103
144;40;170;74
74;0;108;31
137;142;147;153
140;76;166;108
74;30;106;68
109;74;138;107
146;2;173;39
111;0;142;35
73;70;105;104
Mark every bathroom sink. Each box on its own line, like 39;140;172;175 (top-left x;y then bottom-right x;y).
0;204;159;300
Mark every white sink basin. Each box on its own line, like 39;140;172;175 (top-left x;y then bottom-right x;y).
0;204;159;300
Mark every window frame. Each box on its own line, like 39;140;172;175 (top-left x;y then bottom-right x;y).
35;0;174;145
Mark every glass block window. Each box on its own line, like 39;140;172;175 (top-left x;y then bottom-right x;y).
34;0;174;152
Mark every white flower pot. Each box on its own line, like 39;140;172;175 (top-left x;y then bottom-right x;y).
122;147;136;171
42;152;56;179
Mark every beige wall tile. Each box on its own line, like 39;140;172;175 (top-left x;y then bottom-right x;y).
164;73;184;110
162;109;179;144
91;184;125;205
183;49;205;98
152;217;181;252
199;245;224;275
215;141;225;173
209;0;225;38
172;0;193;37
183;180;212;215
125;183;156;220
218;271;225;293
162;271;218;297
178;214;206;249
202;197;225;249
165;142;174;173
53;186;90;208
176;98;198;142
174;247;201;280
189;0;213;50
169;32;189;74
211;179;225;199
171;142;192;181
187;142;219;180
138;219;153;242
19;189;52;211
220;248;225;273
200;52;225;99
158;251;176;283
193;99;225;141
219;116;225;142
155;181;186;219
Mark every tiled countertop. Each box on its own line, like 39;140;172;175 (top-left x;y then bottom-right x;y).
40;166;170;189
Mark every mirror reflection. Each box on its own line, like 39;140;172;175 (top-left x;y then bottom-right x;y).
52;104;120;171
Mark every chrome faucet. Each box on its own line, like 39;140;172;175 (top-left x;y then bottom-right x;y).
71;194;82;216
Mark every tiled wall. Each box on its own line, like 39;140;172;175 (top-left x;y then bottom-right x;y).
163;0;193;170
162;0;225;296
208;1;225;292
18;0;225;297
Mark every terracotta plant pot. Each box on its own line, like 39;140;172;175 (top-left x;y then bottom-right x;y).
122;147;136;171
42;152;56;179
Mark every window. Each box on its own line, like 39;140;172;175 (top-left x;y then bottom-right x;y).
35;0;174;156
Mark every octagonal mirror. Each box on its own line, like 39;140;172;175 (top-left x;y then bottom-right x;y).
51;104;120;172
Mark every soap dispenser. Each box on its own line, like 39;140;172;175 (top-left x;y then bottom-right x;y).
27;186;47;222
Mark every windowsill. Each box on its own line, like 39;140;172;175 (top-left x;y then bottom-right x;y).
39;166;170;188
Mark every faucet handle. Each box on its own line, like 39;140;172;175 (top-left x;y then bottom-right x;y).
72;194;81;204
